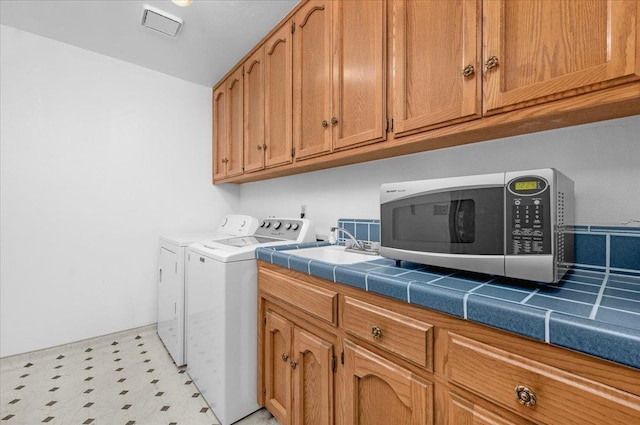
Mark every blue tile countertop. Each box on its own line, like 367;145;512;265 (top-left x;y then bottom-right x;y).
256;242;640;370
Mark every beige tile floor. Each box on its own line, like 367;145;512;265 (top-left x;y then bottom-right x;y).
0;325;279;425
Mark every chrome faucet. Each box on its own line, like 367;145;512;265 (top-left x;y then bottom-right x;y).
330;227;363;250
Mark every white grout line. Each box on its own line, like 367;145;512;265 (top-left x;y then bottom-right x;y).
545;310;552;343
589;271;610;320
520;288;540;304
589;234;610;320
463;293;470;319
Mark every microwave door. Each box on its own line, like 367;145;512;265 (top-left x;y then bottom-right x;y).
381;187;505;274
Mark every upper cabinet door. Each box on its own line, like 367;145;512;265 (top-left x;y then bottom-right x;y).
244;47;266;173
483;0;640;114
293;0;333;161
212;86;227;182
265;23;294;168
226;67;244;178
333;0;387;150
391;0;482;136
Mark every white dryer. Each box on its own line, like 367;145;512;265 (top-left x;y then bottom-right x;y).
157;215;259;365
186;218;315;425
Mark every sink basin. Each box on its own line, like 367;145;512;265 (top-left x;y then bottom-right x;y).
287;245;382;264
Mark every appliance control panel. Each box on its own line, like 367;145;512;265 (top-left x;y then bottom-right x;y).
255;218;315;242
506;176;552;255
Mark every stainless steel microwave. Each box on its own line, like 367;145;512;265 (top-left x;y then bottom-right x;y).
380;169;574;283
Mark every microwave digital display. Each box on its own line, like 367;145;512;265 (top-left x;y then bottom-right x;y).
515;181;538;191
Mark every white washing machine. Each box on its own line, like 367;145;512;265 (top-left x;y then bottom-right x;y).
186;218;316;425
157;215;259;366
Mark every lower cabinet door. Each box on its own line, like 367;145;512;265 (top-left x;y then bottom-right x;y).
343;340;433;425
447;391;535;425
265;310;293;425
292;328;334;425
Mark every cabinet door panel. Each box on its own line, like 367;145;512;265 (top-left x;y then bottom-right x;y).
294;0;333;160
483;0;640;114
226;68;244;177
212;87;227;181
333;0;386;150
265;24;293;168
244;47;266;173
392;0;481;135
448;392;534;425
292;328;333;425
343;340;432;425
265;310;293;425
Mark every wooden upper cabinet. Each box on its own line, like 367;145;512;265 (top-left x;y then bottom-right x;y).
244;47;266;173
212;86;227;182
226;68;244;177
483;0;640;114
333;0;387;150
293;0;333;161
212;68;243;181
265;23;294;168
391;0;482;136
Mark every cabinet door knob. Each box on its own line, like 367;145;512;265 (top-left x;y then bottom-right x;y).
462;64;475;78
485;56;499;71
290;361;298;370
281;353;289;362
330;117;338;125
257;145;263;150
263;144;268;151
371;326;383;340
514;385;537;407
322;120;328;128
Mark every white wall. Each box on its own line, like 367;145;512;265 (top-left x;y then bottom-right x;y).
240;115;640;238
0;25;241;357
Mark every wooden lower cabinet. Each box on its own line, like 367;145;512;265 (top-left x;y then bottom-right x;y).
343;340;433;425
263;308;335;425
446;391;535;425
257;262;640;425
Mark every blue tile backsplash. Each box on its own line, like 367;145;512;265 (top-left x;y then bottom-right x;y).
338;218;640;273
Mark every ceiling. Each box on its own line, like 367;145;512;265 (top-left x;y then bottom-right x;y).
0;0;299;87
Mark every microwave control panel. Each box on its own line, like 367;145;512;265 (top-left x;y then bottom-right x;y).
506;176;551;255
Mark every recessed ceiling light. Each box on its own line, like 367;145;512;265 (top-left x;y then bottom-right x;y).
172;0;193;6
141;5;183;37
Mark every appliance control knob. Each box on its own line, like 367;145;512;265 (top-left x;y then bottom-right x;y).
292;223;300;231
259;221;266;227
285;223;292;230
273;221;282;230
264;221;271;228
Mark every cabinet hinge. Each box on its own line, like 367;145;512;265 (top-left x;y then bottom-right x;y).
291;147;296;158
264;317;267;325
263;388;266;396
332;356;337;373
386;117;394;133
340;350;344;365
291;21;295;34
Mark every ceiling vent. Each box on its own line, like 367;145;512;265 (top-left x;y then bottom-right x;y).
141;5;183;37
